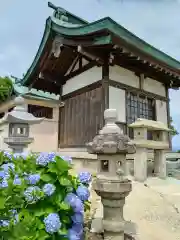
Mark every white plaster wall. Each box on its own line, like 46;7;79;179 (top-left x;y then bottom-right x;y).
109;86;126;122
143;77;166;97
156;100;168;125
109;65;139;88
29;107;59;152
62;67;102;96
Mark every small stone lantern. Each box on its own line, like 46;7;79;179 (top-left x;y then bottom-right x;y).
3;96;44;153
87;109;136;240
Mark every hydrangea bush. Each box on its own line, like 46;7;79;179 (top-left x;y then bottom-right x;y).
0;151;92;240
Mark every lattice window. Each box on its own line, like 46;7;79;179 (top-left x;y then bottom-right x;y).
28;105;53;119
126;92;155;138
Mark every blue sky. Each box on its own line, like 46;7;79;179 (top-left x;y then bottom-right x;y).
0;0;180;149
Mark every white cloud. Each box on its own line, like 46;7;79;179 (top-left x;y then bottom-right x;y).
0;0;180;148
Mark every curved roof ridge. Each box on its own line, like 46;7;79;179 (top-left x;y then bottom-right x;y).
51;17;180;70
50;14;180;67
21;7;180;86
107;17;180;66
21;18;52;85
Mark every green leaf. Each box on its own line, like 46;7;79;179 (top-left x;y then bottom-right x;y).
45;207;56;214
61;215;71;225
34;209;45;217
48;163;58;174
59;201;71;211
58;227;68;236
56;157;71;173
41;174;56;183
0;197;6;209
58;177;72;187
37;230;49;240
0;76;13;103
84;200;91;211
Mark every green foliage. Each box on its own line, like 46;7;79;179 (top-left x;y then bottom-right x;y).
0;76;13;103
0;152;91;240
170;117;179;136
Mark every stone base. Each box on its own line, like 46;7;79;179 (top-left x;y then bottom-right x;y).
87;230;135;240
91;201;137;239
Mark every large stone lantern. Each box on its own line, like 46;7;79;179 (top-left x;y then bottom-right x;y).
3;96;44;153
87;109;136;240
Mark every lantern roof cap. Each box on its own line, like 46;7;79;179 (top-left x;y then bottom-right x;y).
2;96;44;125
87;109;136;154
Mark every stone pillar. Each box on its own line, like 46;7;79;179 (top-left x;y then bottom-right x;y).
154;150;166;179
134;148;148;182
3;96;43;153
87;109;136;240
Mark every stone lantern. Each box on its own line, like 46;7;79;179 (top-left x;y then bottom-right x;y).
87;109;136;240
3;96;44;153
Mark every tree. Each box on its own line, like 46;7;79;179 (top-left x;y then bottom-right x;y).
0;76;13;103
169;116;178;136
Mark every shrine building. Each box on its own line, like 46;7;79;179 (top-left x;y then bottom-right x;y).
1;2;180;156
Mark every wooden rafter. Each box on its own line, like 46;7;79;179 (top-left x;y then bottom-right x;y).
77;46;103;65
112;44;180;79
65;55;80;76
64;60;97;81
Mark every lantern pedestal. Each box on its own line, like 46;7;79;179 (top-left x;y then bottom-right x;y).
93;176;132;240
87;109;136;240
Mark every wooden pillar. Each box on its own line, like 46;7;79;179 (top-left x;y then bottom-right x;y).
165;86;172;150
58;85;63;148
102;55;110;111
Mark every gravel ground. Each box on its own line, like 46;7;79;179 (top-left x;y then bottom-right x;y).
125;178;180;240
90;177;180;240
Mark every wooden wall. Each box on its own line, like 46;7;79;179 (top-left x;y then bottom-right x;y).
59;85;103;147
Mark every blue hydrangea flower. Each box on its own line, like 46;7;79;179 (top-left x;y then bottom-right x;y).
10;209;17;216
48;152;56;159
13;175;21;186
60;155;72;164
68;224;83;240
0;179;8;188
3;151;12;160
0;171;8;180
10;209;19;224
26;174;40;185
72;224;83;236
36;152;56;166
43;183;56;196
67;229;80;240
24;186;41;203
44;213;61;234
13;152;29;160
0;220;10;227
76;185;90;201
1;163;15;173
64;193;84;213
71;213;84;224
78;172;92;184
14;213;19;224
0;163;14;182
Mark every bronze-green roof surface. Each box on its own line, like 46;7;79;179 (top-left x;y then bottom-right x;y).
21;8;180;85
13;83;60;100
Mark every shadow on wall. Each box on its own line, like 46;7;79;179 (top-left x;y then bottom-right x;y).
29;119;58;152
